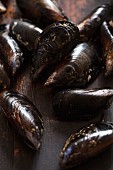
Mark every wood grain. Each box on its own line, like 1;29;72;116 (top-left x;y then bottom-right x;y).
0;0;113;170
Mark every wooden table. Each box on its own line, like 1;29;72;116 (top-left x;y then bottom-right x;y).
0;0;113;170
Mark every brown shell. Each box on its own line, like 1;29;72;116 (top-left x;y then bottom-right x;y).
78;4;113;42
0;58;10;91
45;43;101;88
60;122;113;169
31;21;80;80
0;31;24;76
101;21;113;77
0;90;44;150
52;89;113;120
9;19;43;51
16;0;68;28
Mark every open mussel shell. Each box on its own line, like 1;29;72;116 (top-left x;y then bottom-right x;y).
78;4;113;42
52;89;113;120
60;122;113;169
0;31;24;76
101;21;113;77
16;0;68;28
45;42;101;88
31;21;80;80
0;90;44;150
9;19;43;51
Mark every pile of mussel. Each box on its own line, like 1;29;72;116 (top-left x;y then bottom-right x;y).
1;0;113;169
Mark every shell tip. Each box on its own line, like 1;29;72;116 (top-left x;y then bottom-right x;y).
0;2;6;14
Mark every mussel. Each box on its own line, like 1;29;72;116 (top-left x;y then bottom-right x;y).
31;21;80;80
9;19;43;51
101;21;113;77
16;0;68;28
0;1;6;14
77;4;113;42
0;58;10;91
45;42;101;88
52;89;113;120
0;90;44;150
0;31;23;76
60;122;113;169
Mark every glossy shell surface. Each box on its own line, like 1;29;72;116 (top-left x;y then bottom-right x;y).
0;90;44;150
52;89;113;120
9;19;43;51
0;1;6;14
101;21;113;77
0;31;24;76
45;42;101;88
32;21;80;80
78;4;113;42
16;0;68;28
60;122;113;169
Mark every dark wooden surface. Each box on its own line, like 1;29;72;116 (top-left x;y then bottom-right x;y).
0;0;113;170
